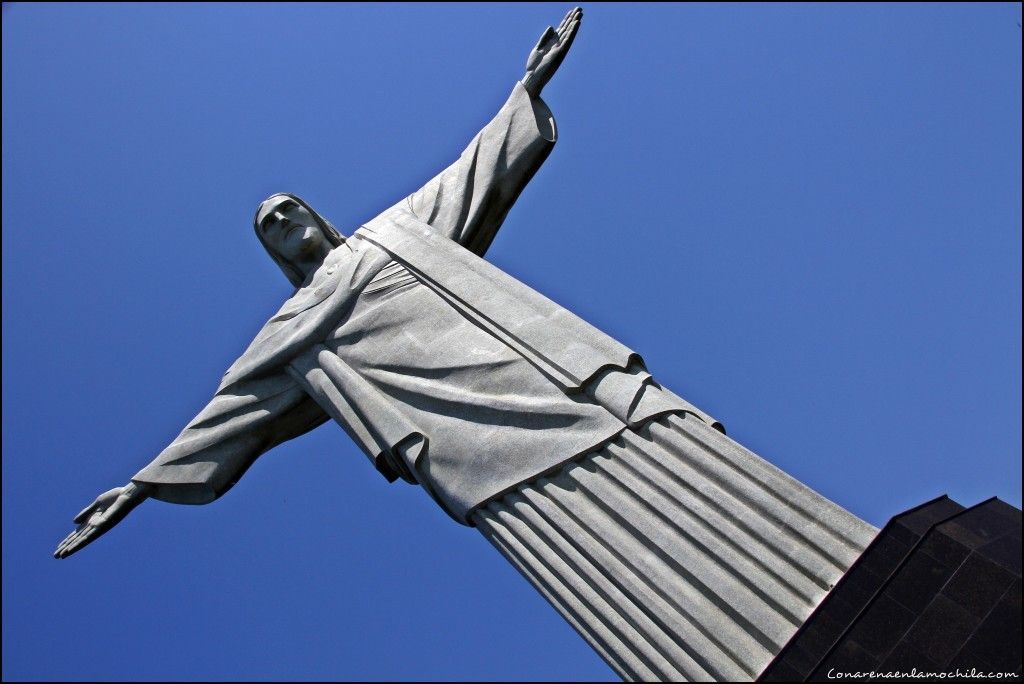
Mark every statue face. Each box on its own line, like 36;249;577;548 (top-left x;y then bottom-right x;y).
259;199;325;262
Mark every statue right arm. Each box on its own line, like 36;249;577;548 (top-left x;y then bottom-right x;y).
55;372;328;559
130;372;328;504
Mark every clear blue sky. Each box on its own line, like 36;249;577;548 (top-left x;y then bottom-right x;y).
3;3;1020;681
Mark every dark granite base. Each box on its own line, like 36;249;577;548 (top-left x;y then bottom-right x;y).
759;496;1022;682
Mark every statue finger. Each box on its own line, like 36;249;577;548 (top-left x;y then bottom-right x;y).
77;527;99;546
558;17;581;50
58;535;85;558
559;7;581;34
556;9;572;33
57;523;98;558
56;527;83;551
561;14;581;40
56;538;78;558
63;528;98;558
557;14;577;42
56;540;77;558
54;535;71;558
55;529;83;558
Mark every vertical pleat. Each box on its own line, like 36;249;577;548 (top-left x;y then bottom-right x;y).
473;414;877;682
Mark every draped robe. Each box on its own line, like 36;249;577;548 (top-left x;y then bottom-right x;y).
130;79;880;683
132;81;721;524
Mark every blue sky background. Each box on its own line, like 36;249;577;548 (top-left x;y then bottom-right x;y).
3;3;1020;681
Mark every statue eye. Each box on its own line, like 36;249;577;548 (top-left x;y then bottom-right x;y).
263;212;287;233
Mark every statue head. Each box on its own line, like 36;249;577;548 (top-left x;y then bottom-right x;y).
254;193;345;287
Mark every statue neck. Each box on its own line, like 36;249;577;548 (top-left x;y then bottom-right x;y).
292;241;335;284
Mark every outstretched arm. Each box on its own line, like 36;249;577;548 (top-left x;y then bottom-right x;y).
54;373;327;559
401;7;582;256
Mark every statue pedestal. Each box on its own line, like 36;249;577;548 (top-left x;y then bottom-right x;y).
760;495;1022;682
474;413;877;681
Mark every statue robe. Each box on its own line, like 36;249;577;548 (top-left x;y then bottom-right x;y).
132;81;721;524
125;76;881;684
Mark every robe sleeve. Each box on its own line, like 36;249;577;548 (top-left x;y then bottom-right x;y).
131;373;328;504
404;81;557;256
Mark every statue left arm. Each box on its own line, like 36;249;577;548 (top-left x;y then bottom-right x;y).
403;7;581;256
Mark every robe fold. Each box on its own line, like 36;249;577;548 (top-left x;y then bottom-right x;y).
133;81;721;524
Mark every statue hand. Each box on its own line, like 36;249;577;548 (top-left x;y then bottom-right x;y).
522;7;582;97
53;482;150;559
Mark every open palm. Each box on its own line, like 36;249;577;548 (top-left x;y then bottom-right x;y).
523;7;582;97
54;484;146;559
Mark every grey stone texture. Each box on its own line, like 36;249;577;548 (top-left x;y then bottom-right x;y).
55;8;879;681
477;414;876;681
127;77;717;526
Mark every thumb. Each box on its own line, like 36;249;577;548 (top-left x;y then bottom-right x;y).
73;488;122;523
532;26;557;53
73;499;101;524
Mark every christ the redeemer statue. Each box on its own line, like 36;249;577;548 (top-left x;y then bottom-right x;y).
55;9;877;681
